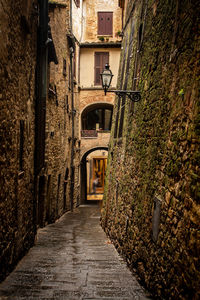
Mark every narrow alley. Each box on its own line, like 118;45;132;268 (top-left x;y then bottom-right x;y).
1;0;199;299
0;204;150;300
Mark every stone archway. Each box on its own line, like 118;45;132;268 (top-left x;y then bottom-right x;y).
81;103;113;131
80;147;108;204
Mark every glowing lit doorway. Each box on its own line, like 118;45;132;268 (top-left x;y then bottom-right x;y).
86;150;108;201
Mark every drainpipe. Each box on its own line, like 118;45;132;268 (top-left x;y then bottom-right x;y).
70;46;75;211
35;0;48;175
70;0;72;33
68;0;75;211
34;0;49;230
78;1;84;84
121;2;124;30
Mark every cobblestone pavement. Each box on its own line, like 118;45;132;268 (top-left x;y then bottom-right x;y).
0;204;152;300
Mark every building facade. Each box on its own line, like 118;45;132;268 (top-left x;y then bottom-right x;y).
72;0;122;203
0;0;121;281
0;0;38;281
101;0;200;299
0;0;80;281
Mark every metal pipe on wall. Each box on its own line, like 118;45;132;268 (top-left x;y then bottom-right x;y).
70;47;75;211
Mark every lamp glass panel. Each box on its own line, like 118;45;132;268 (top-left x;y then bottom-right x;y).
102;70;112;87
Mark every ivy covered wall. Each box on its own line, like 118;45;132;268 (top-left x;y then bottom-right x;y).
101;0;200;299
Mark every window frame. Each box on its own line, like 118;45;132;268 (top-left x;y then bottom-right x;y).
82;106;113;131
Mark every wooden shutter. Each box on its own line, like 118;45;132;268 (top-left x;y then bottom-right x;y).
105;12;113;35
98;12;113;35
102;52;109;70
95;53;101;85
94;52;109;85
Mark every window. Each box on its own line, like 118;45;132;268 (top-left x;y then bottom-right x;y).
74;0;80;8
98;12;113;36
63;58;66;76
73;49;76;78
82;107;113;131
94;52;109;85
68;64;71;90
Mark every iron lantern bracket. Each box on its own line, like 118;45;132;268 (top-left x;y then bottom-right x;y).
108;90;141;102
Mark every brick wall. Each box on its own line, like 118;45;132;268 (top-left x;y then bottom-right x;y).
101;0;200;299
0;0;38;281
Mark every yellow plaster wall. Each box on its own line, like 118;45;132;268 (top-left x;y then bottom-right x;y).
80;48;120;87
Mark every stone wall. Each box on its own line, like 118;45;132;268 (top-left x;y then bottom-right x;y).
44;1;71;221
36;0;80;223
101;0;200;299
0;0;38;282
0;0;81;282
83;0;122;43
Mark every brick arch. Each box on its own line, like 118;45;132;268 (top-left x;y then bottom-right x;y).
80;102;113;115
81;146;108;162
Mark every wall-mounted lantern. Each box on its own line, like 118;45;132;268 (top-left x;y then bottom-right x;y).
100;63;141;102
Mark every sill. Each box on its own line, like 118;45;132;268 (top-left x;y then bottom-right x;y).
81;137;97;139
98;130;110;133
97;35;113;37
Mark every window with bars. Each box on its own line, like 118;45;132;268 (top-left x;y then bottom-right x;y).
94;52;109;85
98;12;113;36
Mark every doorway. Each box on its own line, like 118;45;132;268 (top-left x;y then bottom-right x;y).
80;147;108;203
93;157;107;194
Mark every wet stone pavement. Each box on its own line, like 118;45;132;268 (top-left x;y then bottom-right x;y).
0;204;152;300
